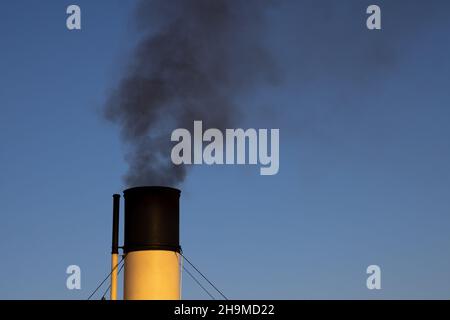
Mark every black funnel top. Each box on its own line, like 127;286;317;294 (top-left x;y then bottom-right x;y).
123;186;181;253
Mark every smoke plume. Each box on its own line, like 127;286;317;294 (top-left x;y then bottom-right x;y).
105;0;277;187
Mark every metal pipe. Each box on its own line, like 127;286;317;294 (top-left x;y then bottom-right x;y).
110;194;121;300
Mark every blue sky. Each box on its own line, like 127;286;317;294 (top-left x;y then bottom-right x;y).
0;0;449;299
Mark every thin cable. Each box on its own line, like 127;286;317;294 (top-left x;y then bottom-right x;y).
100;261;126;300
183;265;216;300
87;256;125;300
180;252;228;300
88;257;124;300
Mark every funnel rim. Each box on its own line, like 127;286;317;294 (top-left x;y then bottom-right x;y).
123;186;181;195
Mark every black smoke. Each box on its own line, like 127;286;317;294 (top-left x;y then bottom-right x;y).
105;0;278;187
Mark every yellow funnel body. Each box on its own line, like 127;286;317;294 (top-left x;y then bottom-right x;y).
124;250;181;300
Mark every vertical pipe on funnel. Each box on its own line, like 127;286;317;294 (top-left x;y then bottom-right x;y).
110;194;121;300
